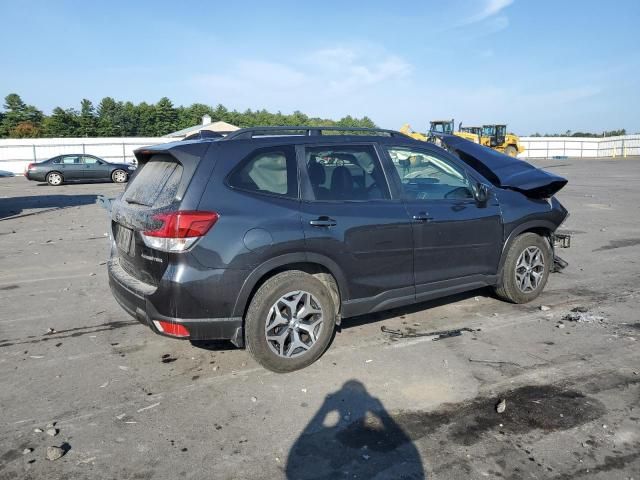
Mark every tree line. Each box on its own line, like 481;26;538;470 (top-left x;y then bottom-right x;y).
0;93;377;138
529;129;628;138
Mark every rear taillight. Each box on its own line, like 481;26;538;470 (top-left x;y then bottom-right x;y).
26;163;35;171
141;211;218;252
153;320;190;338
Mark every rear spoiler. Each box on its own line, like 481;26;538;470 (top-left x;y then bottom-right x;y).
439;135;567;198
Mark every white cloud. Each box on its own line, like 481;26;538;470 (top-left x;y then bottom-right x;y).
461;0;514;25
190;47;412;117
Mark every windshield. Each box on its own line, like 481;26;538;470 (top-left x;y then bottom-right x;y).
482;126;495;136
430;122;453;134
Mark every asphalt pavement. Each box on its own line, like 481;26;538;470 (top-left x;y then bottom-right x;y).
1;159;639;479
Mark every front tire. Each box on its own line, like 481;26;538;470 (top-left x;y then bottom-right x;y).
46;172;63;186
245;270;337;373
505;145;518;157
495;233;552;303
112;169;128;183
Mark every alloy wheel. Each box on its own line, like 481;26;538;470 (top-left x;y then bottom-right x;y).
514;246;545;293
265;291;324;358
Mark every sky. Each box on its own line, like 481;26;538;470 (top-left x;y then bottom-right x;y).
1;0;638;134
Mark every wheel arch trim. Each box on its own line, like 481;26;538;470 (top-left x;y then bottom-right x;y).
231;252;350;318
498;220;556;275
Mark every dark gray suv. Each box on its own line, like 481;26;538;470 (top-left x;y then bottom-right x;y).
107;127;569;372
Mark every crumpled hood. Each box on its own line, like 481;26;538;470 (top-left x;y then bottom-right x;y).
439;134;567;198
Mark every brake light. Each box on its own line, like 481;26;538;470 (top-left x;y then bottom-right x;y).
141;211;218;252
153;320;190;338
26;163;35;171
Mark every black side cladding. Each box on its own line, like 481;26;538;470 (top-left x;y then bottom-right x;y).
440;135;568;198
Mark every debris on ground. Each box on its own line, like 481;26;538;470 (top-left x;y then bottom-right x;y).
557;323;565;329
23;448;33;455
33;428;43;433
45;327;56;335
46;428;58;437
46;446;65;461
496;399;507;413
381;326;476;341
251;396;257;403
562;306;606;324
540;305;551;311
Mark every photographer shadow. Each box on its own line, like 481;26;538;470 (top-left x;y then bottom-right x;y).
286;380;425;479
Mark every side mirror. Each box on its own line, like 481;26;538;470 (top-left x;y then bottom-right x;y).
473;183;489;204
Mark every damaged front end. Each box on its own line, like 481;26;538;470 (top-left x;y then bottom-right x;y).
437;135;572;272
438;134;568;199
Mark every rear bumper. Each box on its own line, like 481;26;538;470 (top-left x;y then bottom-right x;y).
108;258;244;346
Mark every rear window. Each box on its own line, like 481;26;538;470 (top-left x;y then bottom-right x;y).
124;155;183;207
227;145;298;198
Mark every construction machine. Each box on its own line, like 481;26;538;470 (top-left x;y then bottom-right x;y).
399;124;429;141
460;125;483;138
480;124;524;157
430;119;479;143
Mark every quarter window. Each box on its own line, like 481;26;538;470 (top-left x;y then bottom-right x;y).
304;145;390;201
386;147;472;200
228;146;298;198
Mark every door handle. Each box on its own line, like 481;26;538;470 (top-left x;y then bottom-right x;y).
309;216;337;227
412;212;433;222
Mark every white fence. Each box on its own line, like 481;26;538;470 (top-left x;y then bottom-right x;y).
519;135;640;159
0;137;170;174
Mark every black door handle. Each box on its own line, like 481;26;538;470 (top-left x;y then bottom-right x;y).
412;212;432;222
309;216;337;227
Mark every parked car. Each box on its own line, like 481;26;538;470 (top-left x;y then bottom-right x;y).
25;154;135;186
107;127;570;372
0;170;15;177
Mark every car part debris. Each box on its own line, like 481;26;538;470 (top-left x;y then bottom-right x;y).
552;255;569;273
381;325;475;341
562;310;605;323
553;232;571;248
496;399;507;413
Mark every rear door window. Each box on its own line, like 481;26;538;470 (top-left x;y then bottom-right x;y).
227;146;298;198
61;155;81;164
303;145;390;201
124;155;183;207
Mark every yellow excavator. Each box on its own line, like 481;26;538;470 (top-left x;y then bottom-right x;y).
479;124;525;157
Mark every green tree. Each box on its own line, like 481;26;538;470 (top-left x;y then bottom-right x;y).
78;99;96;137
0;93;44;137
43;107;80;137
96;97;123;136
136;102;157;137
154;97;177;135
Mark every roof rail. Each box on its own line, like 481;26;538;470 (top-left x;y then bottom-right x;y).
223;126;409;140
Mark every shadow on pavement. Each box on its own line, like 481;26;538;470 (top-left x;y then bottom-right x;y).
286;380;425;479
0;194;98;220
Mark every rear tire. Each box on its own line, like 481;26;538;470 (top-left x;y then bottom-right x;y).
245;270;337;373
112;169;128;183
495;233;551;304
505;145;518;157
46;172;63;186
